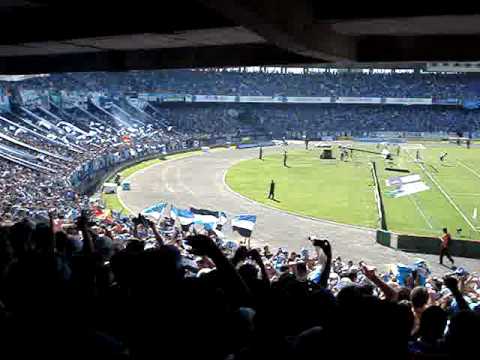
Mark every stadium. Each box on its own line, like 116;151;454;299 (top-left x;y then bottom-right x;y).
1;3;480;359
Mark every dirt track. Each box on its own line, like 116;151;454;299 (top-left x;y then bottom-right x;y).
119;145;479;274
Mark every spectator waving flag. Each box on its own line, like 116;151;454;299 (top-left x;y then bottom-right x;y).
142;202;167;220
171;206;195;226
231;214;257;238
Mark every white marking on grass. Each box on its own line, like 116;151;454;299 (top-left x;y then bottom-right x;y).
420;162;476;231
458;160;480;180
409;195;433;229
401;144;426;150
405;150;477;232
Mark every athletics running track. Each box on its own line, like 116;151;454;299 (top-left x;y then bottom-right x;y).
119;145;479;274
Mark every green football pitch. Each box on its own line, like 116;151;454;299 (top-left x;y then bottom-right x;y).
225;143;480;239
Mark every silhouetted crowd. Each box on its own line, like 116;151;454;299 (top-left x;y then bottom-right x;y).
0;207;479;360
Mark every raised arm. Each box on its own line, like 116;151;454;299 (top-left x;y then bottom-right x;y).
313;239;332;289
186;235;251;306
444;276;470;312
361;263;397;302
249;248;271;287
148;219;164;246
47;209;56;255
77;212;94;254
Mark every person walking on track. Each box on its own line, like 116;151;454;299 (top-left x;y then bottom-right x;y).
268;180;276;200
439;227;454;266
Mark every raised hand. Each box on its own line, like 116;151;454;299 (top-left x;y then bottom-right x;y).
185;235;218;257
232;246;249;265
312;239;332;258
248;248;263;263
444;276;459;293
76;211;89;229
360;262;377;281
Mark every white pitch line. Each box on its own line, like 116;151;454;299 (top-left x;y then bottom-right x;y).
176;166;194;195
404;150;477;232
161;165;176;193
409;195;433;229
458;160;480;180
419;162;477;231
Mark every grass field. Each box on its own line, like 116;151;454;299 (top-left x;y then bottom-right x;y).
226;143;480;239
226;148;378;228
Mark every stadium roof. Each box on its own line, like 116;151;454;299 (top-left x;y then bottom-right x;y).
0;1;480;74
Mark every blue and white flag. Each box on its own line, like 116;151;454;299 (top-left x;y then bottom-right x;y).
171;207;195;226
232;214;257;237
190;208;228;229
142;202;167;220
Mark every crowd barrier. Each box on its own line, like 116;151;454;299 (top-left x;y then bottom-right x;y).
370;161;387;230
376;230;480;259
236;141;275;149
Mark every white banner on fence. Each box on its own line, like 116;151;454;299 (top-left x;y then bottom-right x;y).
386;174;421;187
194;95;237;102
384;98;433;105
238;96;284;103
386;181;430;198
335;97;382;104
284;96;331;103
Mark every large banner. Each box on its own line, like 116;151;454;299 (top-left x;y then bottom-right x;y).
238;96;284;103
19;89;45;106
335;97;382;104
0;87;10;111
138;93;159;102
284;96;331;103
433;98;460;106
194;95;237;102
462;100;480;110
384;97;433;105
61;91;89;109
161;94;185;102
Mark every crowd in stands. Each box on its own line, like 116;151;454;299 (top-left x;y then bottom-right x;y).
152;103;480;137
1;69;480;359
12;69;480;136
18;69;480;99
1;69;480;220
0;207;479;359
0;101;190;218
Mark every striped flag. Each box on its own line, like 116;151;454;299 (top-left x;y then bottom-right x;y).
142;202;167;220
171;207;195;226
232;214;257;238
190;208;228;229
